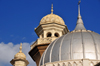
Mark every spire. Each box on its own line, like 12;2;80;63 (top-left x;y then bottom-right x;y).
19;43;22;53
78;0;81;19
74;0;86;30
51;4;53;14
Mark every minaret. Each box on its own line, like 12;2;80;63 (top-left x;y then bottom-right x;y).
10;43;29;66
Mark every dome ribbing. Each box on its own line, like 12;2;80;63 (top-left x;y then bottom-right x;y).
14;43;26;60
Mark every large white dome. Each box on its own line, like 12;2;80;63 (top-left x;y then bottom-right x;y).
40;30;100;65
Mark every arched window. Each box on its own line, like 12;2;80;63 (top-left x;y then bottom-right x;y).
47;32;52;37
55;33;59;37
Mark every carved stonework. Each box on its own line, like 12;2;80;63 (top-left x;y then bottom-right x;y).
42;59;100;66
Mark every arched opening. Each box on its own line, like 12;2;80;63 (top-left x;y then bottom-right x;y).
47;32;52;37
54;33;59;37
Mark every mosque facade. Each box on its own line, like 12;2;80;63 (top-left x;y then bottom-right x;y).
10;1;100;66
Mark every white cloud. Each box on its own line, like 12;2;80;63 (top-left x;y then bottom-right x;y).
0;42;36;66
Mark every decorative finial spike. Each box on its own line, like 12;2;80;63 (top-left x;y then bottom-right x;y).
74;0;86;30
51;4;53;14
19;43;22;52
78;0;81;5
78;0;81;19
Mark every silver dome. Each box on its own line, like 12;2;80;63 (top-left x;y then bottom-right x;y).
40;30;100;65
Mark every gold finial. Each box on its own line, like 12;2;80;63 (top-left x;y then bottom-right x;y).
19;43;22;53
51;4;53;14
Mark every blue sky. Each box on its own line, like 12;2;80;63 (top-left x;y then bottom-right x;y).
0;0;100;66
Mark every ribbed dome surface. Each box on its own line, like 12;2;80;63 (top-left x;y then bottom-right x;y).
40;14;65;25
40;30;100;65
14;43;26;60
14;52;26;60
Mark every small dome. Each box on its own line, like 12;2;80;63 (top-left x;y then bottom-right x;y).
40;4;65;25
14;52;26;60
40;14;65;25
14;43;26;60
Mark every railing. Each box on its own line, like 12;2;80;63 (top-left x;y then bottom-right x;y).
41;59;100;66
31;37;57;49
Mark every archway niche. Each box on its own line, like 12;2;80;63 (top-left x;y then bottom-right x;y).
47;32;52;37
55;33;59;37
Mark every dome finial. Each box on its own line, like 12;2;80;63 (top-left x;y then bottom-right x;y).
19;43;22;53
78;0;81;19
51;4;53;14
74;0;86;30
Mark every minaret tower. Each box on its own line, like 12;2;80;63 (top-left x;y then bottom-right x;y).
29;4;69;66
10;43;29;66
